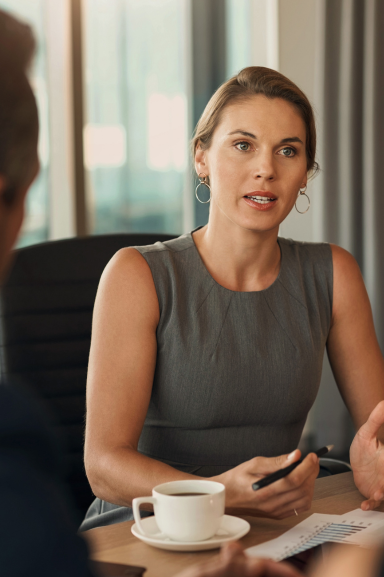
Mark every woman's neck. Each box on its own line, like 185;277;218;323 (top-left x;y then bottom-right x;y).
192;216;281;292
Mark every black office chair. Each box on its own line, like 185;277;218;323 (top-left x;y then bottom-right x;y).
0;233;176;516
319;458;352;477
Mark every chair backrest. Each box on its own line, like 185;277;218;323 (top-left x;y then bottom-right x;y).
0;233;177;515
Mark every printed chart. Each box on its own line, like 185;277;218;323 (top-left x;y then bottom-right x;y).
246;509;384;561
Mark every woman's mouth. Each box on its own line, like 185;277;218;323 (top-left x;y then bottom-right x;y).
243;194;277;211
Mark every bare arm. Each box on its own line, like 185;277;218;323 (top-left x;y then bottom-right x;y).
328;245;384;509
84;248;199;507
327;244;384;429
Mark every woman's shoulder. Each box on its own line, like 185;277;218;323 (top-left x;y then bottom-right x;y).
133;232;195;258
102;233;200;314
278;237;333;308
329;243;359;269
97;247;159;319
101;233;195;283
131;233;199;291
329;243;364;303
278;237;333;280
278;236;332;262
278;240;362;321
279;238;358;273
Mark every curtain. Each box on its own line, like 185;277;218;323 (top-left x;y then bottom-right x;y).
314;0;384;344
309;0;384;455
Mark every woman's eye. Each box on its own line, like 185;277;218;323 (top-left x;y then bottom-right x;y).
236;141;250;152
279;147;295;157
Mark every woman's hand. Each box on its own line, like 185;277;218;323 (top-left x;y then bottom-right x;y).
213;449;319;519
350;400;384;511
175;542;302;577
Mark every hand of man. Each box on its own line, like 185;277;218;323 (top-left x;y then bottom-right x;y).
350;400;384;510
174;542;302;577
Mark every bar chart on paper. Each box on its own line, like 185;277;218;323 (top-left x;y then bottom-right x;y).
246;509;384;561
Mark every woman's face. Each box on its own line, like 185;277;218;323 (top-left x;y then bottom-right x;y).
195;95;308;234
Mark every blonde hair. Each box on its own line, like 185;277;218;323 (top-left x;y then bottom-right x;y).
192;66;319;176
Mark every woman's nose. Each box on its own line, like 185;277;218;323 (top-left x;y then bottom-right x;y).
253;151;275;181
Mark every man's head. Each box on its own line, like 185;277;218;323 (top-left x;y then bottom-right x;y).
0;9;39;278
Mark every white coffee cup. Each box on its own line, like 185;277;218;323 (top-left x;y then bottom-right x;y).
132;480;225;542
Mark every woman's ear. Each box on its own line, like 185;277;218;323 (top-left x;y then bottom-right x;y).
194;144;209;177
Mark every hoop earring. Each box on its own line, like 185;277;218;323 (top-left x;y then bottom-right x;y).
195;173;211;204
295;185;310;214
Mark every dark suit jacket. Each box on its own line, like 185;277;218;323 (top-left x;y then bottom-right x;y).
0;378;92;576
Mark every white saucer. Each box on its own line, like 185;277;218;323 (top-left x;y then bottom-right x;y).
131;514;250;552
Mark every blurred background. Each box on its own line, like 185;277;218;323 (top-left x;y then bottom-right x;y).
2;0;383;461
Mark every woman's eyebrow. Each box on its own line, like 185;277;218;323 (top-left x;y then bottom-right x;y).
227;130;256;139
280;136;304;144
227;131;304;145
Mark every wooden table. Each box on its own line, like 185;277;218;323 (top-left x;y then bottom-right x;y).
84;472;383;577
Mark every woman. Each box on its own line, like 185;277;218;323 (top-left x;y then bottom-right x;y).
82;67;384;531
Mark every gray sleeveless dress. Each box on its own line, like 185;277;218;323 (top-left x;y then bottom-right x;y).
80;231;332;531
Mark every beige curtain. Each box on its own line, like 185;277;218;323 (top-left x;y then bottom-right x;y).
309;0;384;455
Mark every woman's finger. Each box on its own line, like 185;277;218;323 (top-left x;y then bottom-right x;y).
360;485;384;510
248;456;318;517
357;400;384;442
373;488;384;501
250;450;301;477
218;450;318;515
252;484;309;514
255;453;318;503
251;478;315;518
361;497;382;511
279;453;319;491
260;484;315;519
273;493;314;519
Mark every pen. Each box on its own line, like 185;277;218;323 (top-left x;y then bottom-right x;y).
252;444;334;491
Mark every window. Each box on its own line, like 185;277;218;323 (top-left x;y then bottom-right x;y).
226;0;253;78
2;0;278;244
83;0;191;235
0;0;50;247
226;0;279;77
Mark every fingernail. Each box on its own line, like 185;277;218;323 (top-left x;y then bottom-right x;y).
287;451;296;461
312;454;318;464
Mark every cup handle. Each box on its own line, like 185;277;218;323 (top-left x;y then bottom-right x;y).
132;496;159;537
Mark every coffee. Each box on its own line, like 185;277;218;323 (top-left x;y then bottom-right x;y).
169;492;209;497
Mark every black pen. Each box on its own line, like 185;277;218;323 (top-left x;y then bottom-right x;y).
252;444;334;491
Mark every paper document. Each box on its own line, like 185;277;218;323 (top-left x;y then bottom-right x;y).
246;509;384;561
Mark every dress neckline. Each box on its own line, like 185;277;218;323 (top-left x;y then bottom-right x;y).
188;228;284;295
